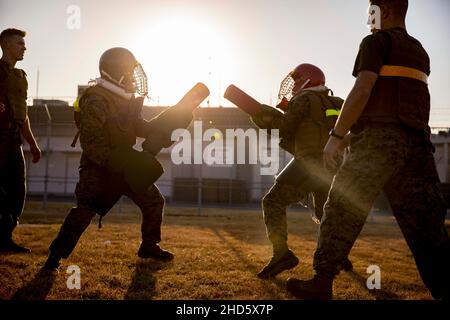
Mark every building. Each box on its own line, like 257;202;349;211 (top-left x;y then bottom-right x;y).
25;101;286;204
432;130;450;183
24;101;450;208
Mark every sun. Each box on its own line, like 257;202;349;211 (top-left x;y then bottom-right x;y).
132;14;235;107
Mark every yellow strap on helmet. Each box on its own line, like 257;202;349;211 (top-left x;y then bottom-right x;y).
379;65;428;84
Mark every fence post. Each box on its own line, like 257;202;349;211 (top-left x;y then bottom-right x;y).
197;165;203;215
228;165;233;206
42;104;52;210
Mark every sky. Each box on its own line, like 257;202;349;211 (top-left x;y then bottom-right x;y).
1;0;449;126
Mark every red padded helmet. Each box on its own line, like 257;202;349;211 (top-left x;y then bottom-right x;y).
278;63;326;102
291;63;326;89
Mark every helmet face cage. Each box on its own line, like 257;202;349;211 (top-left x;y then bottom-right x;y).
132;62;148;97
278;71;295;102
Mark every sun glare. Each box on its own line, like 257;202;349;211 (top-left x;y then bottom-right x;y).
132;14;235;107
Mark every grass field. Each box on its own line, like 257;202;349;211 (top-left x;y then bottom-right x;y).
1;202;447;300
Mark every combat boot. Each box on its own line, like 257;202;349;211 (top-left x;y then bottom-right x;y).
138;243;174;261
286;273;333;300
0;239;31;253
258;249;299;279
42;255;61;271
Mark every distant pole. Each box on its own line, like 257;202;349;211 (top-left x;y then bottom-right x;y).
218;71;222;107
36;68;39;99
228;163;233;207
43;104;52;210
207;55;212;108
197;164;203;216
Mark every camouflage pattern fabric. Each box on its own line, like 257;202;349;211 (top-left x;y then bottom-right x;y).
263;182;308;247
251;97;311;156
259;90;338;252
0;128;25;239
49;159;164;258
314;127;450;299
263;184;330;245
78;94;114;167
259;94;311;142
0;61;27;241
49;92;165;259
263;155;333;248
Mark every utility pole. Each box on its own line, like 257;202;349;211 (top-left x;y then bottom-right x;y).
207;55;212;108
43;104;52;210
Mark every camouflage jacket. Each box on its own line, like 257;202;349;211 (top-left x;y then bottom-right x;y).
79;93;152;167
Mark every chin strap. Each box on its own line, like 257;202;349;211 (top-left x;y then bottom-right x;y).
299;79;311;90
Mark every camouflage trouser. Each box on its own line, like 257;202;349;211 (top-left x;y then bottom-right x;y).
49;161;165;258
0;129;25;241
262;181;329;249
314;127;450;299
263;154;335;250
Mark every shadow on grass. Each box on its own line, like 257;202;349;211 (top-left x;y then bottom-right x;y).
346;270;400;300
209;226;288;299
124;259;169;300
196;211;320;246
11;268;56;300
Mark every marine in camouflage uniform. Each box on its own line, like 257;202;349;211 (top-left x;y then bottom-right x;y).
252;64;351;278
44;48;174;270
0;29;41;253
287;0;450;300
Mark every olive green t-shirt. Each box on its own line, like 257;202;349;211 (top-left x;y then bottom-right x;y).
352;30;393;77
